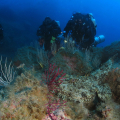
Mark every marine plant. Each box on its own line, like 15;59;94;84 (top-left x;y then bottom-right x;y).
0;56;16;86
45;95;67;120
42;63;67;119
42;63;66;94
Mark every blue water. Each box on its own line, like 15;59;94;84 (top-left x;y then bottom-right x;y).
0;0;120;53
0;1;120;119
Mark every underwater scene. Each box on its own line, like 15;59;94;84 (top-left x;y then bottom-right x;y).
0;0;120;119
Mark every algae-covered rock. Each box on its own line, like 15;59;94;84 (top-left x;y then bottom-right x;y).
58;57;113;105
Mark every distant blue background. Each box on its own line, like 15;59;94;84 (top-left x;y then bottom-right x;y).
0;0;120;57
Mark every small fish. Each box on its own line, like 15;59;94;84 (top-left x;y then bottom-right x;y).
50;36;56;44
39;62;43;68
16;63;25;69
64;40;67;43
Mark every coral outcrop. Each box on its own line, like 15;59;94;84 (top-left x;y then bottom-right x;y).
1;40;120;119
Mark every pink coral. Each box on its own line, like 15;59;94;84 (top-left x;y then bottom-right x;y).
46;95;66;116
102;106;112;118
42;63;66;94
42;64;68;120
42;109;70;120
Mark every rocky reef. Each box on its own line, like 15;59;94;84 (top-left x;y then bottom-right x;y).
1;40;120;119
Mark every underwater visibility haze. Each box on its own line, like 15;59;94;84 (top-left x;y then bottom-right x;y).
0;0;120;119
